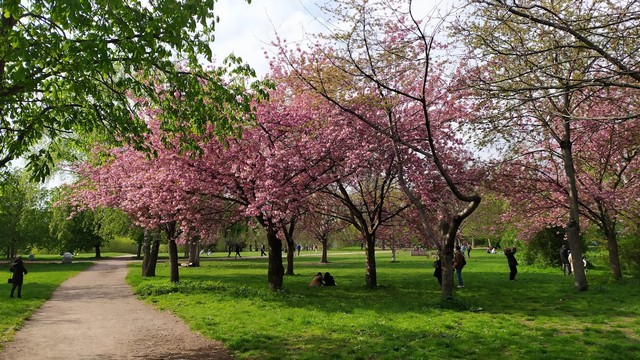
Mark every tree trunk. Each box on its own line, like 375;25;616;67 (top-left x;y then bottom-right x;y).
601;217;622;279
560;118;588;291
320;237;329;264
94;244;101;259
266;226;284;290
145;238;160;277
282;221;296;275
168;238;179;283
391;244;397;262
142;229;151;276
188;237;200;267
285;241;295;275
365;234;377;288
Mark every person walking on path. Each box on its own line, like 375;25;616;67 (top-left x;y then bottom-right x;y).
9;256;28;298
453;246;466;288
234;244;242;258
504;247;518;281
260;244;267;257
227;244;232;257
559;245;571;275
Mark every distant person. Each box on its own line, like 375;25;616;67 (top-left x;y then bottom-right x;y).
323;272;336;286
234;244;242;258
260;244;267;257
504;247;518;281
228;244;232;257
466;243;472;258
249;244;253;252
296;244;302;256
568;252;586;275
453;246;466;288
9;256;28;298
433;257;442;286
309;272;323;287
559;245;571;275
460;243;467;258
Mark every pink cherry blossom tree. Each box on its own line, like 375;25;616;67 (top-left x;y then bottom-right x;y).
273;0;483;298
491;88;640;279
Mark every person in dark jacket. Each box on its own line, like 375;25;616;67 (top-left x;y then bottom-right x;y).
10;256;28;298
433;258;442;286
323;272;336;286
559;245;571;275
505;247;518;281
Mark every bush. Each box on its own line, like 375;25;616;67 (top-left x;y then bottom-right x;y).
520;227;567;267
618;234;640;277
102;236;138;253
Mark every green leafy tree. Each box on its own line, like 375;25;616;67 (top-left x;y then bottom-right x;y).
0;170;53;257
50;189;105;257
1;0;260;180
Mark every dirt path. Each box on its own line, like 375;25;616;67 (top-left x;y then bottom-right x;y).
0;258;232;360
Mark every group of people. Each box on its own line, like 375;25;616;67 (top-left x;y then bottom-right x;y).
432;242;594;289
309;272;336;287
433;244;518;288
559;245;588;275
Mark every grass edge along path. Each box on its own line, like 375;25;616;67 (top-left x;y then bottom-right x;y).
0;261;93;349
127;250;640;360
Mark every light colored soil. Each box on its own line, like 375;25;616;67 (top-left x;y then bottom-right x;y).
0;258;233;360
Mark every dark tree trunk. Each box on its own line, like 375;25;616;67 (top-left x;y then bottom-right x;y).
146;239;160;277
94;244;101;259
266;225;284;290
320;236;329;264
282;221;296;275
285;240;295;275
188;237;200;267
601;219;622;279
142;229;151;276
168;239;179;283
162;221;180;283
364;234;377;288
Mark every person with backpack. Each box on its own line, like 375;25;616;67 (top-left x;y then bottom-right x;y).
453;245;466;288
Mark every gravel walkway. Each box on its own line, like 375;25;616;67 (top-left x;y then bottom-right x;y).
0;258;232;360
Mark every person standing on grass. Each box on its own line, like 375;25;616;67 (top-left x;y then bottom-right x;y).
504;247;518;281
453;246;466;288
559;245;571;275
9;256;28;298
260;244;267;257
433;257;442;286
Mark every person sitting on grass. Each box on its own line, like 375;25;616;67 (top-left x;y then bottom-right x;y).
323;272;336;286
309;272;323;287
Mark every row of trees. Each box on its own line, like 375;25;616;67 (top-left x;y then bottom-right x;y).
3;0;640;299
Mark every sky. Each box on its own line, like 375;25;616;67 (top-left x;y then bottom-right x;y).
211;0;328;77
210;0;459;77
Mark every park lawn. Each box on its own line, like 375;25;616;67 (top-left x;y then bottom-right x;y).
127;250;640;360
0;262;93;348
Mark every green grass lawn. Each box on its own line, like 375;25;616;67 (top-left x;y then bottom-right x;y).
126;250;640;360
0;262;93;348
